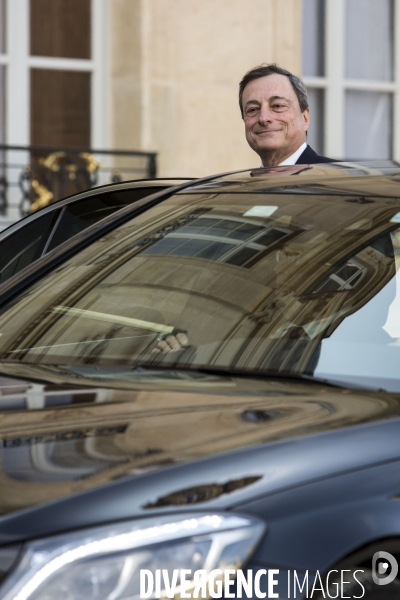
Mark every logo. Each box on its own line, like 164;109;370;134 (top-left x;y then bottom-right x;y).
372;551;398;586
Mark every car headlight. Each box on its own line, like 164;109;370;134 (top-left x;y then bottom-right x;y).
1;513;265;600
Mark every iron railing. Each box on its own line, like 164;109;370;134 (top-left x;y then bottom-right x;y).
0;145;157;217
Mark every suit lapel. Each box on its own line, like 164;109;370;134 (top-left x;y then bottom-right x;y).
295;145;319;164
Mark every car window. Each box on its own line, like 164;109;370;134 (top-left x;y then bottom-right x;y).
46;187;169;253
0;210;61;284
0;187;170;287
2;186;400;391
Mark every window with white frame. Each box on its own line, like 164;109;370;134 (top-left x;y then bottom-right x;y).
0;0;108;217
302;0;399;161
0;0;108;150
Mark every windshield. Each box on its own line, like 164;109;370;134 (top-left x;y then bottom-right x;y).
1;176;400;391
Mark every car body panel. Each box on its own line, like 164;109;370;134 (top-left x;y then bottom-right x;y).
0;370;399;541
242;460;400;570
0;389;400;584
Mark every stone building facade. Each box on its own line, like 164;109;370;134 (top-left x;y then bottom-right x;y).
1;0;398;215
109;0;302;177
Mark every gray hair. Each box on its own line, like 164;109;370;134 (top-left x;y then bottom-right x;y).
239;63;309;117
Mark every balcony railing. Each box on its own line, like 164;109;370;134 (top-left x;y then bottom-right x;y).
0;145;157;218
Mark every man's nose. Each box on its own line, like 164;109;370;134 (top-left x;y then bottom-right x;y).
258;105;272;124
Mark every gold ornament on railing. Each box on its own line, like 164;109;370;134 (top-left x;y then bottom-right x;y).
30;180;54;212
66;164;78;180
38;151;66;172
80;152;103;173
29;151;102;211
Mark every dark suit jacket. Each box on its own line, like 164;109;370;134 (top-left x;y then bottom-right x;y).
296;145;335;164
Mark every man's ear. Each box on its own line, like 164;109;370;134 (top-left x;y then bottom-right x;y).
303;107;310;132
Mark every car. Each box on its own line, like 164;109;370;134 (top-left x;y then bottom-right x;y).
0;162;400;599
0;178;191;285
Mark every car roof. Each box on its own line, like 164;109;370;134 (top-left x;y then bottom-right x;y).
182;162;400;198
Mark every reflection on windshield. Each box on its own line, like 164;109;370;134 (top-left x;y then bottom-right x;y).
0;189;400;390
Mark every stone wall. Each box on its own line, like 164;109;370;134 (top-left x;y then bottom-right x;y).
109;0;302;178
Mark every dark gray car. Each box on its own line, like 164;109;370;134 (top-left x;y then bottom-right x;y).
0;164;399;599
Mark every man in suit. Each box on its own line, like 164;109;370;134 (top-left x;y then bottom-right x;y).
239;64;334;166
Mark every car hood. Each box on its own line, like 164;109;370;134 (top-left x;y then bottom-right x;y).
0;366;400;540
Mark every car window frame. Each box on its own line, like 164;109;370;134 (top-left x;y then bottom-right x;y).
0;179;195;289
0;178;193;244
0;175;216;310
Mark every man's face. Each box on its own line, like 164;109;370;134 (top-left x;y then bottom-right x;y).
242;73;310;164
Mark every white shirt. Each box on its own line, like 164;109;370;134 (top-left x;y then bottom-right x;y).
277;142;308;166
